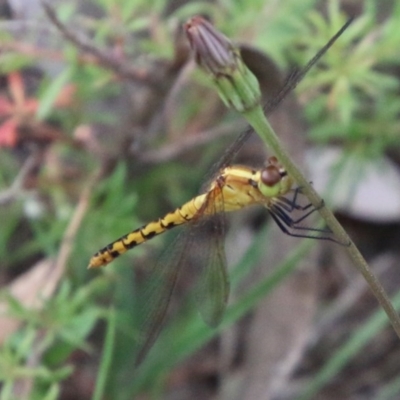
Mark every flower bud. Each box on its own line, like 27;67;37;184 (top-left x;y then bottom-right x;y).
184;16;261;113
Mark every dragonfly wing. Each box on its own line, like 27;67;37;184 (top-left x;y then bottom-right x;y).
133;206;229;364
189;181;230;327
190;211;229;327
133;180;230;364
133;228;192;365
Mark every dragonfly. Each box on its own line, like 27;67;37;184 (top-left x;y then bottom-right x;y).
89;19;352;364
89;157;339;364
90;156;305;268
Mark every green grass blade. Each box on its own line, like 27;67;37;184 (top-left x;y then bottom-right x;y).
92;307;116;400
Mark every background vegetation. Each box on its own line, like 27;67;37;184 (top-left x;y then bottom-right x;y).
1;0;400;399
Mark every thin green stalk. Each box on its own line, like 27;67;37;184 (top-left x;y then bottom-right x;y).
184;15;400;340
244;105;400;339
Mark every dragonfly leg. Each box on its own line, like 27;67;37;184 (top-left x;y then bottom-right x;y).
268;202;345;244
273;189;325;225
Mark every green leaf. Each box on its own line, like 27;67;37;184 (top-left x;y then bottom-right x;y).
37;68;73;121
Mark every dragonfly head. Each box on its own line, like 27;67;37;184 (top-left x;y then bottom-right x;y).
258;156;293;198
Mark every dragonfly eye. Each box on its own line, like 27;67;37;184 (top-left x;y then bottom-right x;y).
261;165;281;187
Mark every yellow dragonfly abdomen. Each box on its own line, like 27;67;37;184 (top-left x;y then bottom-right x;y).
88;193;208;268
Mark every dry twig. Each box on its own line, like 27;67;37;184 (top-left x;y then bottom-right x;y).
0;153;40;205
41;0;160;86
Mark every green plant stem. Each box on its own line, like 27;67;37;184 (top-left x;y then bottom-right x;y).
243;105;400;339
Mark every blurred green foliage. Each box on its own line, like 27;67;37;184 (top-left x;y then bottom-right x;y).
1;0;400;399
